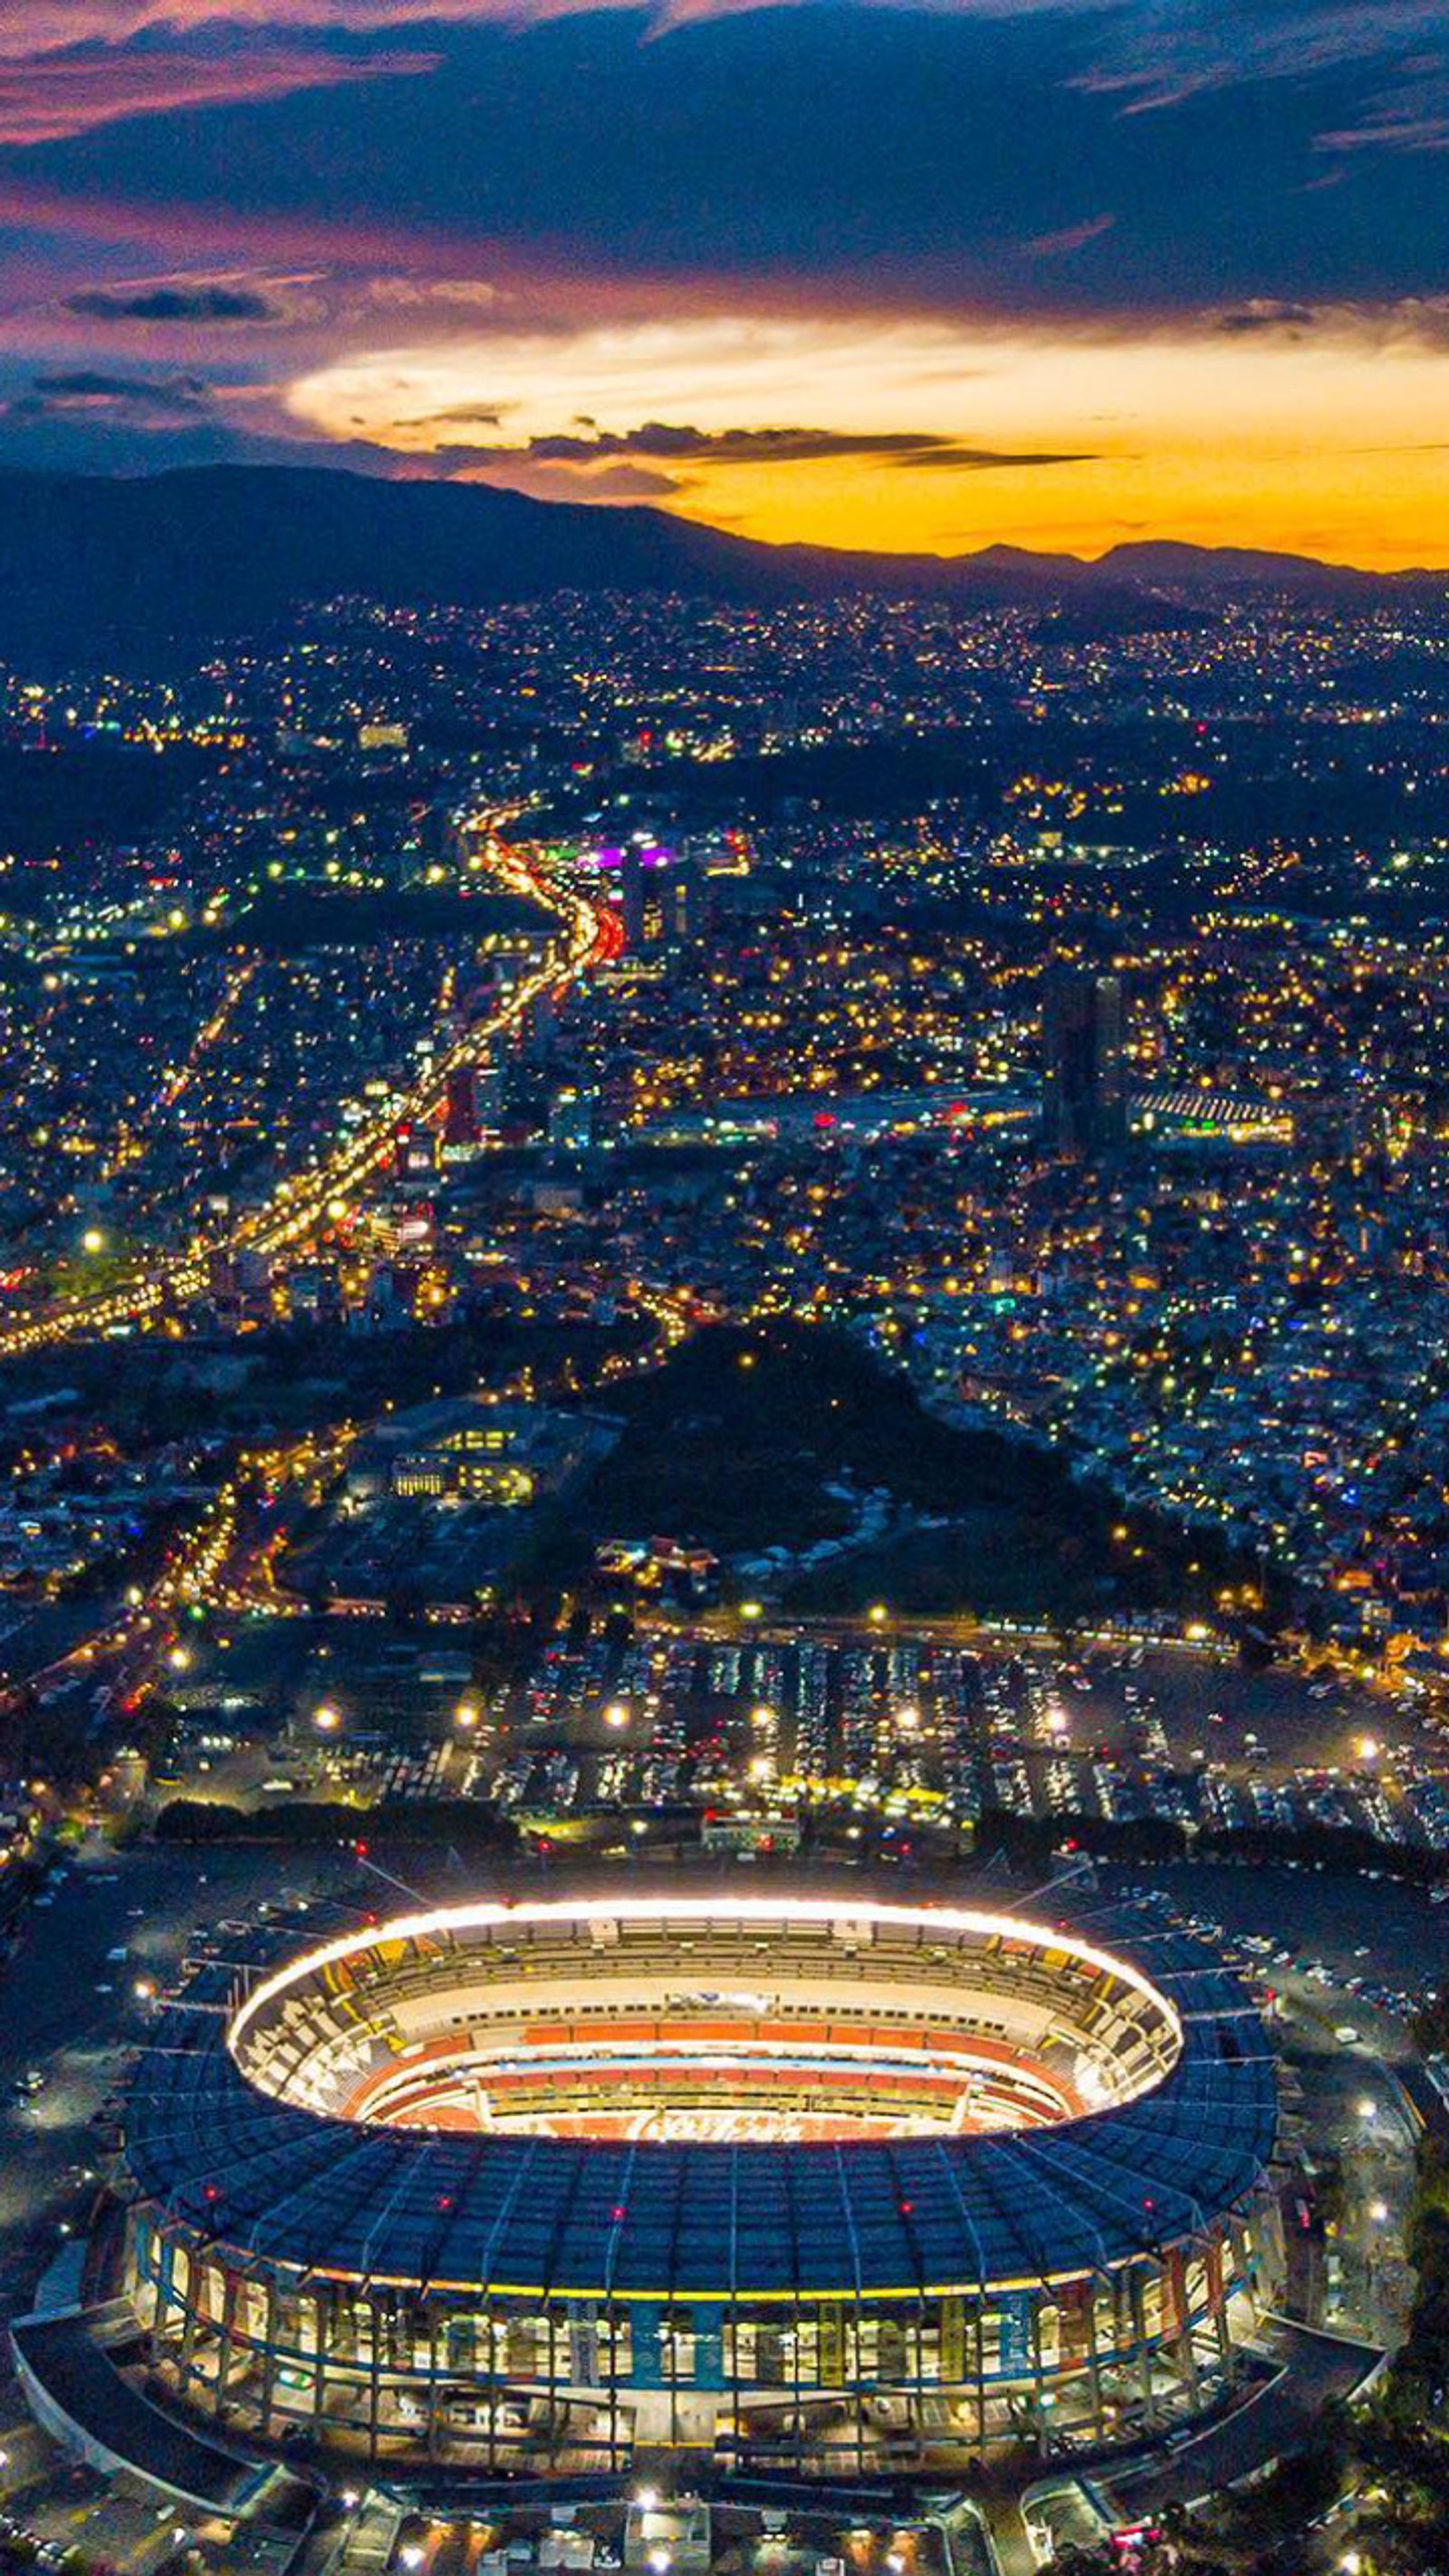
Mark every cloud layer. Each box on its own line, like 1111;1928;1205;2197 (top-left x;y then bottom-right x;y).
0;33;434;147
0;0;1446;562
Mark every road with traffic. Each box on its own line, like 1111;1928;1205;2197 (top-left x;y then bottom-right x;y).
0;818;607;1360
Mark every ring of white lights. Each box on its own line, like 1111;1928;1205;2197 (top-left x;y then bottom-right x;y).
226;1896;1185;2145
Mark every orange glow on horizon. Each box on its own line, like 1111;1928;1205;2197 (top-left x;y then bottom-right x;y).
286;311;1449;572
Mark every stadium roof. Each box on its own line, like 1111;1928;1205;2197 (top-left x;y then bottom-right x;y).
122;1893;1277;2302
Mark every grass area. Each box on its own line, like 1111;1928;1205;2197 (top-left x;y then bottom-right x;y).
785;1516;1119;1623
547;1322;1245;1625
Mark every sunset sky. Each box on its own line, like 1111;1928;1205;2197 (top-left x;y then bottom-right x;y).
2;0;1448;564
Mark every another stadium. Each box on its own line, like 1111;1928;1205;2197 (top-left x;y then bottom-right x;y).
117;1890;1281;2480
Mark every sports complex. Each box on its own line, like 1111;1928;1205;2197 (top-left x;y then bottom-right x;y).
114;1889;1282;2480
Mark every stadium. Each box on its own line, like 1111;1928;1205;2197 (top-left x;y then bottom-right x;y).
117;1890;1281;2479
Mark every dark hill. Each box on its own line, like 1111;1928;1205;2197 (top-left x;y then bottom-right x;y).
0;464;1443;668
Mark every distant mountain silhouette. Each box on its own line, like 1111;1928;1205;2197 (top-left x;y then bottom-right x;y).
0;465;1441;668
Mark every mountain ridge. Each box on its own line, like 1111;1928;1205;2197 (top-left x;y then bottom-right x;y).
0;463;1442;667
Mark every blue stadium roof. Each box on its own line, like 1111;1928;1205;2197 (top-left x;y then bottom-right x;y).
122;1895;1277;2301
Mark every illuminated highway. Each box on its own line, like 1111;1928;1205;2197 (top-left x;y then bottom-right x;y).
0;816;606;1360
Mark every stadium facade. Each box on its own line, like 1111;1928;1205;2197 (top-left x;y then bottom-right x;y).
118;1891;1281;2478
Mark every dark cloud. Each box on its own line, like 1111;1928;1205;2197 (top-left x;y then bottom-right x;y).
393;420;1099;511
0;364;236;467
1215;300;1321;334
0;370;427;472
535;425;940;466
898;444;1096;471
410;420;1097;473
20;367;209;410
10;5;1446;334
1;0;1446;495
64;282;277;321
398;400;506;428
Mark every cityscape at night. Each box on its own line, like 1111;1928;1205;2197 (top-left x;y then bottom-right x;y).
3;1;1449;2571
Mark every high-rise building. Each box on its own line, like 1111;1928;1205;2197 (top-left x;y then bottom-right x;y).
619;847;648;950
442;1065;480;1151
394;1120;438;1179
668;861;707;943
526;985;558;1062
1041;965;1128;1152
288;1262;342;1325
548;1084;599;1151
474;1057;506;1129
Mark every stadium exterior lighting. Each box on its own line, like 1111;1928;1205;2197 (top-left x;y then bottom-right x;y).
118;1889;1278;2485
